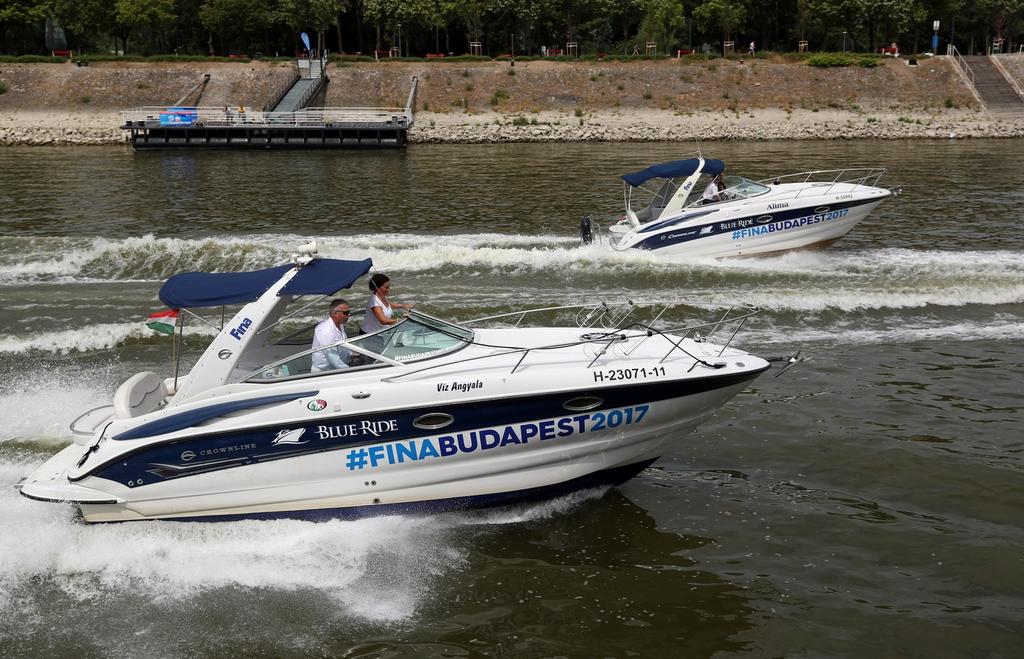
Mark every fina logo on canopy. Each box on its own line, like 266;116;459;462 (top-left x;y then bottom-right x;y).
230;317;253;340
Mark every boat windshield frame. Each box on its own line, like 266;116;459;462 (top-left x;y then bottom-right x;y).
238;310;475;384
683;175;771;209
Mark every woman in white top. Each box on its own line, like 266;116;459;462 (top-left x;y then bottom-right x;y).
361;273;414;334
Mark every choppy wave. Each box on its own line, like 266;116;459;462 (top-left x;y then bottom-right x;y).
753;317;1024;347
0;322;218;355
2;235;1022;316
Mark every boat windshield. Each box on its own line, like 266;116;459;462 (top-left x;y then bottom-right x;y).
685;175;771;207
350;312;473;361
243;312;473;382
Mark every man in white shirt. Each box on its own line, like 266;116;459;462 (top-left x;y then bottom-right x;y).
702;172;725;204
310;299;352;372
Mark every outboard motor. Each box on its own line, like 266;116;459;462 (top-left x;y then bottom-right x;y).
580;215;594;246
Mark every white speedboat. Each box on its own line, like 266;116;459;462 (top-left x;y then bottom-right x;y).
581;156;896;258
19;245;769;522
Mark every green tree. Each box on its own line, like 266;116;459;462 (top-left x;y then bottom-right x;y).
199;0;273;55
0;0;48;53
980;0;1023;41
52;0;115;51
636;0;686;52
278;0;348;53
113;0;176;54
693;0;746;43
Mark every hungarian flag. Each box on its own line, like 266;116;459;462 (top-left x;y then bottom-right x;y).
146;309;179;335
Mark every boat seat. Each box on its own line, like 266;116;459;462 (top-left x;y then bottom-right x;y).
113;371;168;419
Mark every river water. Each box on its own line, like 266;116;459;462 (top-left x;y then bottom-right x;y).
1;140;1022;657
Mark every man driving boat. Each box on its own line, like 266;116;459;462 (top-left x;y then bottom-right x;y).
311;298;352;372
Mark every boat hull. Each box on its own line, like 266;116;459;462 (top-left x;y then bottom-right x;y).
618;195;888;259
24;370;764;522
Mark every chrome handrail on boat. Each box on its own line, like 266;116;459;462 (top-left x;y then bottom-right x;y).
70;404;114;435
462;302;643;329
757;167;887;197
383;304;761;382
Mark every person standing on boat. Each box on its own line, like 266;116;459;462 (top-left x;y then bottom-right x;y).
702;172;725;204
311;299;352;372
361;273;414;334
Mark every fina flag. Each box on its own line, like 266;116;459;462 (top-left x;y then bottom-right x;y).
300;32;311;52
146;309;179;335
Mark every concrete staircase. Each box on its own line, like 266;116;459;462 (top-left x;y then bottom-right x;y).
270;57;328;112
962;55;1024;118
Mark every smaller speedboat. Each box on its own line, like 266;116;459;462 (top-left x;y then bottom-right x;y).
18;243;772;522
581;156;897;258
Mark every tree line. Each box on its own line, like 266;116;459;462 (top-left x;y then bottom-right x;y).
1;0;1021;58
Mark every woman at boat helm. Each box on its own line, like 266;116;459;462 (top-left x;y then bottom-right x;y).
361;273;414;334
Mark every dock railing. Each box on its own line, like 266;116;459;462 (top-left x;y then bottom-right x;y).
121;106;412;128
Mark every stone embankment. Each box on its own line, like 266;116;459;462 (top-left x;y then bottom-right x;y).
2;108;1022;146
2;58;1023;145
0;111;123;145
410;109;1024;142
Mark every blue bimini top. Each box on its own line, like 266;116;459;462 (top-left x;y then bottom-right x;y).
158;257;373;308
621;158;725;187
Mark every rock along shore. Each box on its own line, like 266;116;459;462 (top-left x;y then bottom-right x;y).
1;108;1022;146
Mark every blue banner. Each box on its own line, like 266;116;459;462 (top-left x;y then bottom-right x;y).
159;107;198;126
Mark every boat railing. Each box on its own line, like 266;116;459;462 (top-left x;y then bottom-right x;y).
383;304;760;382
121;105;412;128
757;167;886;198
462;301;643;329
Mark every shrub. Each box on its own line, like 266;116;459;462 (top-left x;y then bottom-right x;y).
432;55;489;62
79;94;91;104
0;81;6;95
511;115;529;126
331;54;374;63
506;68;515;76
574;108;583;117
489;89;509;105
0;55;67;63
944;97;957;108
78;54;251;63
806;52;858;67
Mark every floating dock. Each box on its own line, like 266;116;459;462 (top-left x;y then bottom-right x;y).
121;106;414;149
121;59;417;150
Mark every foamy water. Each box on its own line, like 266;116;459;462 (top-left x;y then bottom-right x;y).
2;141;1023;656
